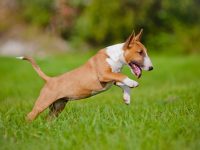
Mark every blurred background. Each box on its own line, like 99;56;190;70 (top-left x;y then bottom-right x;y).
0;0;200;56
1;1;200;149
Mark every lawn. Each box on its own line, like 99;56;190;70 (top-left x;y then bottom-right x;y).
0;53;200;150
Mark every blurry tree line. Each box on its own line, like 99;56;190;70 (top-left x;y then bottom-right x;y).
0;0;200;54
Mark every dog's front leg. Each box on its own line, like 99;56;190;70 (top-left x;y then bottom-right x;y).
115;82;131;105
99;72;138;88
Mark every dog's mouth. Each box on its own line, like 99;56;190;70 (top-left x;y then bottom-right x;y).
129;61;142;78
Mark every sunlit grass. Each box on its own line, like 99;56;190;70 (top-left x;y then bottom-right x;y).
0;54;200;150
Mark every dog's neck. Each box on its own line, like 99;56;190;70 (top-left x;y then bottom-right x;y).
106;43;126;63
105;43;127;72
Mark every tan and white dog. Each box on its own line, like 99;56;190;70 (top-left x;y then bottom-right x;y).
17;29;153;121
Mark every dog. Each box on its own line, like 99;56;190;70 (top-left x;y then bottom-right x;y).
17;29;153;121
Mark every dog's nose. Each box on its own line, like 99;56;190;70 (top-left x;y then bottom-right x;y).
148;66;153;71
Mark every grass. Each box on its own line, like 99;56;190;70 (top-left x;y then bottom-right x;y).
0;53;200;150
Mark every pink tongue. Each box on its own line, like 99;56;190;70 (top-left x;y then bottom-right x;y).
132;64;141;78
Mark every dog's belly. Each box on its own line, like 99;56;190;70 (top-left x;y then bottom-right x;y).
91;82;113;96
66;82;114;100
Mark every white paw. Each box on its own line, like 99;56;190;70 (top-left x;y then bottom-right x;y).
123;94;130;105
123;77;139;88
124;100;130;105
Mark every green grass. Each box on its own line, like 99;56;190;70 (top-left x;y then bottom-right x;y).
0;53;200;150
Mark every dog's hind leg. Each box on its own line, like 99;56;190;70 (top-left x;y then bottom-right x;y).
47;98;68;120
26;88;58;122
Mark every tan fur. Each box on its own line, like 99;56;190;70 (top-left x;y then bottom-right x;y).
23;29;151;122
25;49;129;121
23;57;50;81
123;41;147;66
123;29;148;67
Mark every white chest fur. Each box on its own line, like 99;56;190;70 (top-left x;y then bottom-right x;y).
105;43;126;72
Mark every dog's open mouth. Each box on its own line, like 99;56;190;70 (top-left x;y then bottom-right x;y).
129;62;142;78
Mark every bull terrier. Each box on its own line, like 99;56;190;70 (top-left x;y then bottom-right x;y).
17;29;153;121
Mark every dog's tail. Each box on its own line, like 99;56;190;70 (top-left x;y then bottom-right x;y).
16;56;50;82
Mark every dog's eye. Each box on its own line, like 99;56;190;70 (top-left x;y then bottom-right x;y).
138;50;143;55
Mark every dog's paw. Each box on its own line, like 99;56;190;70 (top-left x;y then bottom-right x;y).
123;95;130;105
123;77;139;88
124;98;131;105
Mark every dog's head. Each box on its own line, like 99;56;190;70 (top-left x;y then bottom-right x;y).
123;29;153;78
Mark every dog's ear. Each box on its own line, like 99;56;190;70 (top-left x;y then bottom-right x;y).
134;28;143;41
123;30;135;49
